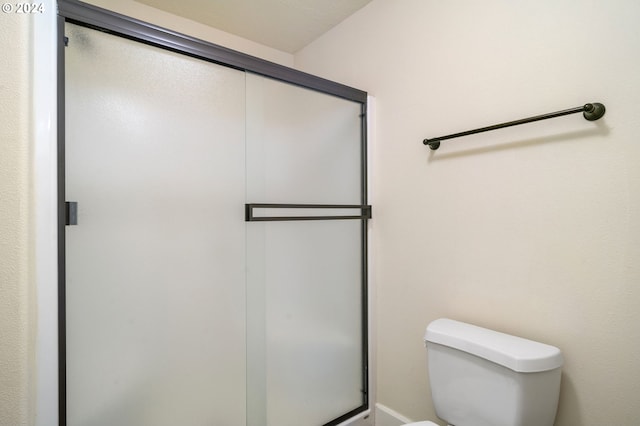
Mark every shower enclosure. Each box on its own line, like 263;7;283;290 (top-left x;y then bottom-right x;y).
58;2;369;426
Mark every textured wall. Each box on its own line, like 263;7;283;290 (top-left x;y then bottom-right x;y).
0;11;34;426
295;1;640;424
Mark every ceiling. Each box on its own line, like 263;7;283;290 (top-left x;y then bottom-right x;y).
135;0;372;53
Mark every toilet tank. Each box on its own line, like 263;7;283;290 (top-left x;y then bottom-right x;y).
424;319;563;426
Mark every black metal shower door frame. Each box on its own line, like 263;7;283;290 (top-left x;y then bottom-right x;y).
56;1;370;426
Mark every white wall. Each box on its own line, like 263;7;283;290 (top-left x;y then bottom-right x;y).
295;1;640;425
0;11;35;426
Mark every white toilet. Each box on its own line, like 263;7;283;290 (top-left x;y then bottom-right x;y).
406;318;563;426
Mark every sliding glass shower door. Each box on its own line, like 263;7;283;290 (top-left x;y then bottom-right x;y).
63;17;367;426
245;74;366;425
64;23;247;426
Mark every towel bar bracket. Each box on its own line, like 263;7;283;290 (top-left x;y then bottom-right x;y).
583;102;606;121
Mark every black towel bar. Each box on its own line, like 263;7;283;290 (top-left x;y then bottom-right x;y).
423;102;606;150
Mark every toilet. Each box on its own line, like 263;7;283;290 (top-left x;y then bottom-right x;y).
406;318;563;426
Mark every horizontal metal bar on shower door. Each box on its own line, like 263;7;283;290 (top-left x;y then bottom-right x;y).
423;102;606;150
245;203;372;222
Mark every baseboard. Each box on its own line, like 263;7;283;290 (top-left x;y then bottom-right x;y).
374;403;414;426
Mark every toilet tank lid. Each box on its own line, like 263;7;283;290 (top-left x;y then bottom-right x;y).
424;318;563;373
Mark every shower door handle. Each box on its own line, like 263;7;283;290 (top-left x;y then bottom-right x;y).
66;201;78;226
245;203;372;222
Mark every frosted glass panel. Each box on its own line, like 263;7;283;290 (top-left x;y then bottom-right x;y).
245;73;365;425
246;73;362;204
247;221;363;426
65;23;246;426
